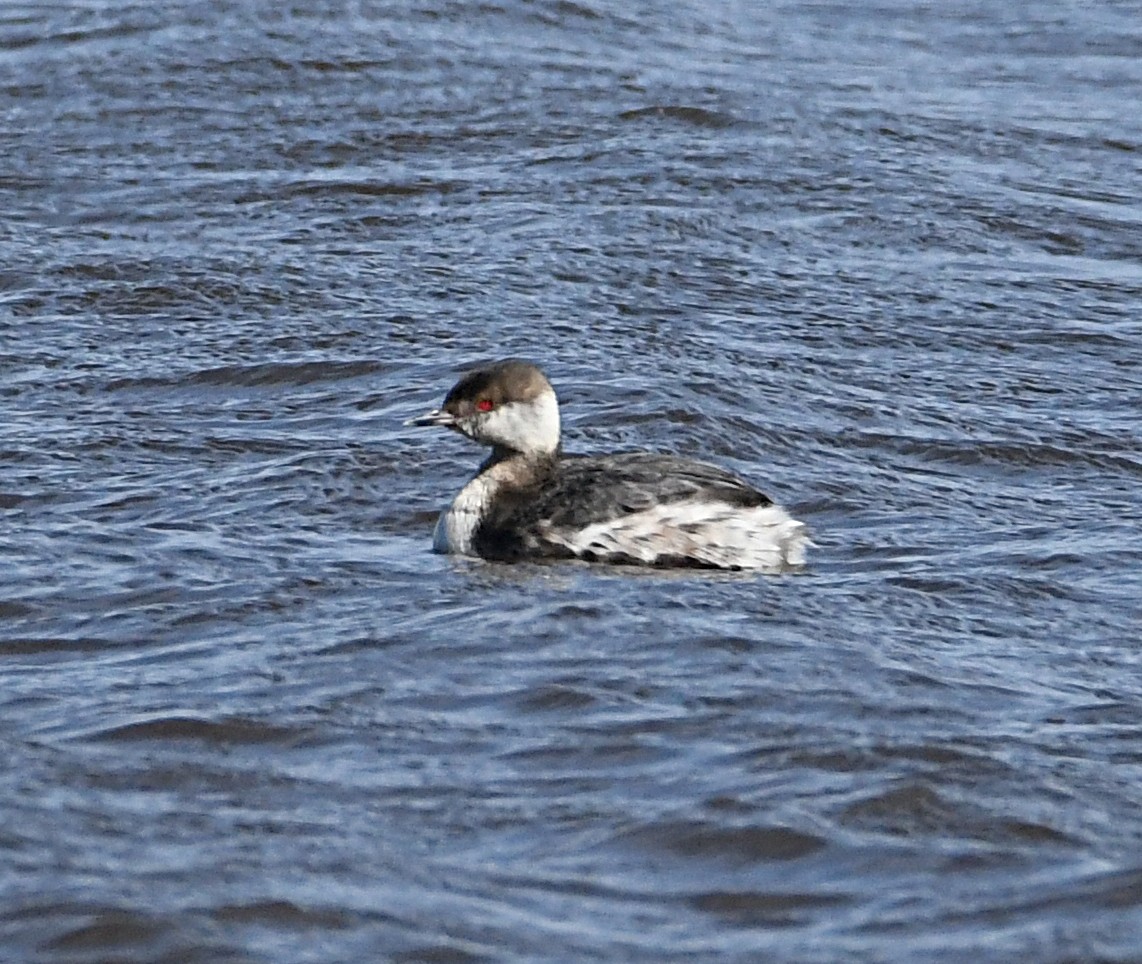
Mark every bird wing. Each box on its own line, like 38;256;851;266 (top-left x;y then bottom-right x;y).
473;453;772;562
530;453;771;528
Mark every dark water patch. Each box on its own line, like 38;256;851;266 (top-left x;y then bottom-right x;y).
618;105;739;129
212;900;352;930
85;716;310;748
390;944;489;964
689;889;852;928
0;636;125;658
925;865;1142;930
1043;701;1142;727
0;599;37;619
103;358;389;393
180;357;381;389
788;739;1014;779
619;819;827;864
281;178;466;200
513;682;598;713
41;908;169;955
838;781;1076;850
859;432;1142;475
0;902;242;964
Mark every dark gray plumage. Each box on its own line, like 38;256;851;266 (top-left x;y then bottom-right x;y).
472;452;774;564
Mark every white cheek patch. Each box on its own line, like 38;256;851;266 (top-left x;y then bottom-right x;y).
477;393;560;454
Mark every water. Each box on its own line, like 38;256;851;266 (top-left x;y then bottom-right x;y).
4;0;1142;960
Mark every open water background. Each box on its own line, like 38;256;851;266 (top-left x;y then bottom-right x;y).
3;0;1142;960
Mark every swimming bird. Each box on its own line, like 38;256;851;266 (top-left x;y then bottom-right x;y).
407;360;808;570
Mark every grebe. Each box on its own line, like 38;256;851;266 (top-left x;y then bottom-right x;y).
407;360;808;571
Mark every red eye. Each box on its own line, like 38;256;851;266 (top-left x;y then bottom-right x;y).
476;399;494;412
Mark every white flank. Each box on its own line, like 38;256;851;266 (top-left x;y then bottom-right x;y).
538;499;809;571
